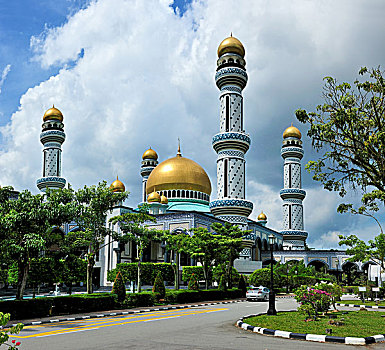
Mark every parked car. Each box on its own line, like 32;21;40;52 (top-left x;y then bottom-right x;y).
246;286;270;301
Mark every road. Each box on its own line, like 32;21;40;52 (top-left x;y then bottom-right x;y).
10;299;384;350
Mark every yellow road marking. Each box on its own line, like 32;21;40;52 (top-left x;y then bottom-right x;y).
14;308;228;338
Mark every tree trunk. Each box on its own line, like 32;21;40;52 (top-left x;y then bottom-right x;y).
69;284;73;295
202;263;209;290
137;260;141;293
87;256;95;294
175;252;180;290
227;258;234;289
16;261;29;300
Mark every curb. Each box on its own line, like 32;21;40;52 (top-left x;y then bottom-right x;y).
236;312;385;346
337;303;385;310
4;299;246;328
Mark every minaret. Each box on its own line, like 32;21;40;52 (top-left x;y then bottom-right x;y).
210;35;253;227
140;148;158;203
36;106;66;191
280;125;308;249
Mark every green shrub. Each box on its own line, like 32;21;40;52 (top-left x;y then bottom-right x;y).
218;274;226;291
213;265;239;284
123;292;156;308
112;271;126;302
152;271;166;299
238;274;247;297
249;268;279;287
182;266;211;283
188;273;199;290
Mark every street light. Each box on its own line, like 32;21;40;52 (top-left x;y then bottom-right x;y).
267;234;277;316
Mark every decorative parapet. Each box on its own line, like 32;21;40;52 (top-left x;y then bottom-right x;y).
279;188;306;200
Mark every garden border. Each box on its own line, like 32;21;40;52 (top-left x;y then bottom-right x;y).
236;311;385;346
2;300;245;328
336;303;385;310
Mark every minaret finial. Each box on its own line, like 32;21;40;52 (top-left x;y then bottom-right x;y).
53;104;55;108
230;32;232;37
177;138;181;157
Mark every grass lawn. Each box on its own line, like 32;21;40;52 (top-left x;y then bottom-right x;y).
340;300;385;307
244;310;385;338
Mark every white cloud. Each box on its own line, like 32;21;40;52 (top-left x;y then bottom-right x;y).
1;0;385;245
0;64;11;94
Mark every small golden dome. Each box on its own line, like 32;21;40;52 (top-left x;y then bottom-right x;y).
257;212;267;221
160;195;168;204
283;125;302;139
147;191;161;203
142;147;158;160
43;105;63;122
110;176;125;193
217;35;245;58
146;149;211;195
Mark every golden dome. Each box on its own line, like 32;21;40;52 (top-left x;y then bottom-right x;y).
110;176;125;192
43;105;63;122
146;150;211;195
217;35;245;58
257;212;267;221
283;125;302;139
142;148;158;160
147;191;161;203
160;195;168;204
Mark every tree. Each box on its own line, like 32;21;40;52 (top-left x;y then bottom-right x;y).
71;181;128;294
28;257;57;297
184;228;223;290
57;254;87;294
188;273;199;290
109;205;164;293
211;222;246;288
295;67;385;210
238;274;247;297
0;187;75;300
339;233;385;285
163;231;189;290
249;268;279;288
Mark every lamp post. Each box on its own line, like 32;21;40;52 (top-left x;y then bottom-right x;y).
267;234;277;315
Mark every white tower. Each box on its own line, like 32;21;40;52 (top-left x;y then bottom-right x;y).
280;125;308;249
36;106;66;191
140;148;158;203
210;35;253;227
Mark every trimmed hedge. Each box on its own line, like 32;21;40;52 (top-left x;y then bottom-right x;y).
0;293;116;320
107;263;174;284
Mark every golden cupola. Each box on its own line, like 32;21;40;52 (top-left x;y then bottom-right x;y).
217;34;245;58
110;176;125;193
43;105;63;122
147;190;161;203
142;148;158;160
283;125;301;139
160;195;168;204
146;146;211;196
257;212;267;221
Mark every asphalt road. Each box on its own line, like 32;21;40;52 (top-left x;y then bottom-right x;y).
11;299;385;350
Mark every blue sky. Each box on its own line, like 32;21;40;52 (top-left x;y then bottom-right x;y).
0;0;384;249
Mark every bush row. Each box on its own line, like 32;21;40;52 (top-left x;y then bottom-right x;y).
107;263;174;284
0;288;243;320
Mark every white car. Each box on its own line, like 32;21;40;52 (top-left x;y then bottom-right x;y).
246;286;270;301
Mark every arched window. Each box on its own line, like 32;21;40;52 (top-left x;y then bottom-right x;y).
182;190;185;197
177;190;180;197
172;190;176;197
186;191;189;198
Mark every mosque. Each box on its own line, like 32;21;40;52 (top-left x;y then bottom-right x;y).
36;36;379;287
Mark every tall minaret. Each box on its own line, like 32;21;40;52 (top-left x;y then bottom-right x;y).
280;125;308;249
140;148;158;203
210;35;253;227
36;106;66;191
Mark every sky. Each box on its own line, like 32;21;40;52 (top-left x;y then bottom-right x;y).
0;0;384;249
